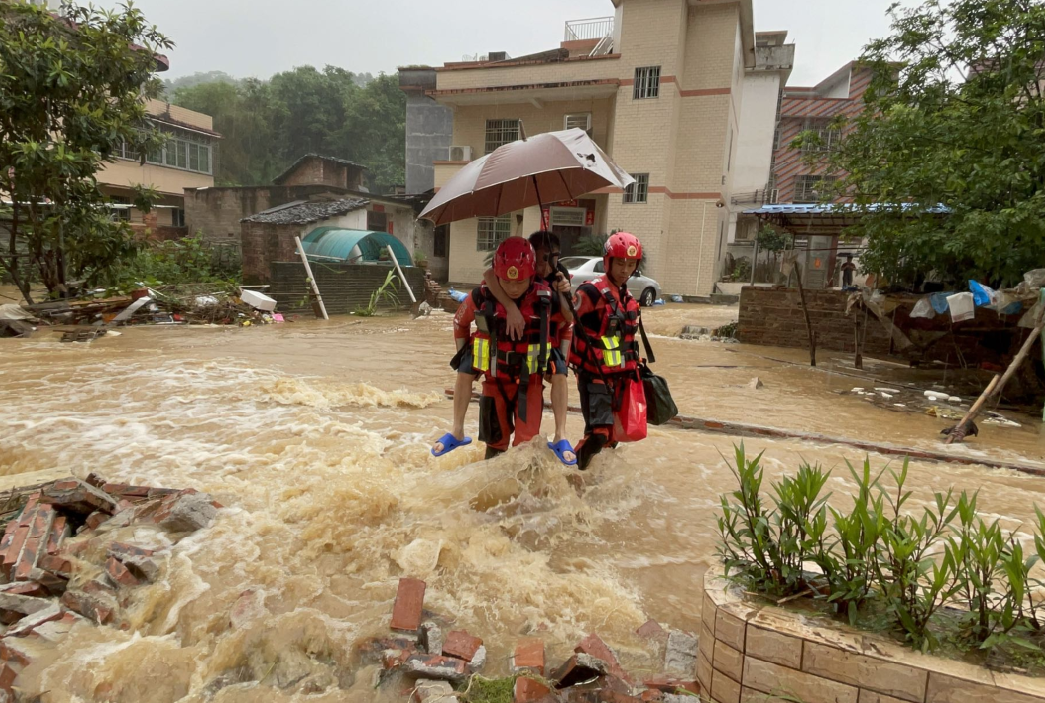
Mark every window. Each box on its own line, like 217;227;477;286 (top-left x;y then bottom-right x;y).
564;113;592;135
434;225;449;258
109;197;130;222
802;118;842;153
476;215;512;251
367;210;388;233
484;119;520;154
623;173;649;204
633;66;661;99
794;175;837;203
172;209;186;228
593;260;605;274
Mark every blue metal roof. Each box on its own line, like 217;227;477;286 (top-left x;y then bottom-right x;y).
743;203;950;215
301;228;412;266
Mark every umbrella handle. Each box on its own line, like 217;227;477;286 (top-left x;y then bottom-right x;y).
532;175;548;230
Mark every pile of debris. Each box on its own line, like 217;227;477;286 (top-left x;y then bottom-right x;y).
360;578;700;702
1;286;286;339
0;475;220;699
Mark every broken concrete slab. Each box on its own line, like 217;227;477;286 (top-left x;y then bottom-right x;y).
60;589;116;625
153;492;218;532
467;645;486;674
552;653;609;689
4;603;63;637
401;654;468;684
0;593;56;617
419;621;443;656
391;578;426;633
662;630;697;677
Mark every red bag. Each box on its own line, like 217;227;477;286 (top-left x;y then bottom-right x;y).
613;377;648;443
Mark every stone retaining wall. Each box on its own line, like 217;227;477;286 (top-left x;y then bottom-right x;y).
699;568;1045;703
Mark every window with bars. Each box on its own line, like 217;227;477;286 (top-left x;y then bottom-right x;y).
564;113;592;135
623;173;649;204
476;215;512;251
484;119;520;154
794;175;837;203
633;66;660;99
802;118;842;153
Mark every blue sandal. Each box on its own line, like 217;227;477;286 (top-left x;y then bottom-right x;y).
432;433;472;457
548;439;578;466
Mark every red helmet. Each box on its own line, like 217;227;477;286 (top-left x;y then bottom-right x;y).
493;236;536;282
604;232;642;267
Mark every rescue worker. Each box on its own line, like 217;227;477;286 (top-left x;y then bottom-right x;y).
568;232;645;470
481;231;575;465
433;237;567;460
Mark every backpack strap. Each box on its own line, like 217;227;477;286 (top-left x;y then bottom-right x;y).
638;318;655;364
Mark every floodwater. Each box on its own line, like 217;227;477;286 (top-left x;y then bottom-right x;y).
1;304;1043;702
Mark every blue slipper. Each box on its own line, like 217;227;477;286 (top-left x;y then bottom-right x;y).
548;439;578;466
432;433;472;457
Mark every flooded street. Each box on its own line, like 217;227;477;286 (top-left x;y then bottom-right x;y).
1;305;1043;701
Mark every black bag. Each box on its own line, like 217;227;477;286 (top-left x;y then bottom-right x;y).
637;319;678;425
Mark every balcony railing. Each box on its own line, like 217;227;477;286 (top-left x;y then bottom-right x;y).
564;17;614;42
732;188;779;207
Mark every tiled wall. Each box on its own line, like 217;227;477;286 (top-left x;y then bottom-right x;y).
699;569;1045;703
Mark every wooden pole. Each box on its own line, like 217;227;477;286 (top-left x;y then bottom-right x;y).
853;311;863;370
793;260;817;367
946;301;1045;443
294;236;328;321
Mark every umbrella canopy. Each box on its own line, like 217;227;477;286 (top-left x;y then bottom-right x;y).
418;128;635;225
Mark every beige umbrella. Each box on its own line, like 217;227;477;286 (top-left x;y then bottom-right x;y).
418;127;635;226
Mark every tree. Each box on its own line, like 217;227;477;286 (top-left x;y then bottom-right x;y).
344;74;406;189
0;2;171;303
822;0;1045;289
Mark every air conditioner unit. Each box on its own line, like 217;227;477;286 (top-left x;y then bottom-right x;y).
448;146;472;162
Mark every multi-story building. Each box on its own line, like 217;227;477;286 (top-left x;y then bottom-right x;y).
423;0;756;296
97;99;219;235
770;61;871;205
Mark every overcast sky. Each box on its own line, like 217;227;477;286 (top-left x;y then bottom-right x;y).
99;0;907;87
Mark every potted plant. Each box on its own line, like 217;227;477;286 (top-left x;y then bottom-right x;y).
413;249;429;271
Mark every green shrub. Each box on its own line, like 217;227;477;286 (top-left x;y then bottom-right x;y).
718;444;1045;660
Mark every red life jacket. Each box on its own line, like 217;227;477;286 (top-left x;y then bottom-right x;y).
470;281;553;381
568;275;641;376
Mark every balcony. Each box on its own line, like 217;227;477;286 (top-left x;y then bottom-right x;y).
564;16;614;42
731;188;778;207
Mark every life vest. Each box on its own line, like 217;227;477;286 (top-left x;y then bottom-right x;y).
568;275;641;376
470;282;553;381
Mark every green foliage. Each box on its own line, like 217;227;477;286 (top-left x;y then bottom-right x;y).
825;0;1045;288
413;249;428;265
573;234;609;257
353;269;400;316
718;447;1045;659
0;2;172;302
730;257;752;282
458;675;517;703
171;69;405;190
756;226;788;254
114;234;241;287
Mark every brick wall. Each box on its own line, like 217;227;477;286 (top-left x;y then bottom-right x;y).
268;262;425;315
738;286;893;355
241;222;302;284
279;157;365;190
184;185;348;245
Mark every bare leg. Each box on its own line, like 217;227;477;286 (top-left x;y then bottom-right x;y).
550;374;576;463
433;372;476;453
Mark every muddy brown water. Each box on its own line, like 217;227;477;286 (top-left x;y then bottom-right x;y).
1;304;1043;701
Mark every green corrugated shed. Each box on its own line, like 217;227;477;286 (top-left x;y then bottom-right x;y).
301;228;413;266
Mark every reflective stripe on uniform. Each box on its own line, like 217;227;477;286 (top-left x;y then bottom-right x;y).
525;344;546;374
473;337;491;372
601;335;623;367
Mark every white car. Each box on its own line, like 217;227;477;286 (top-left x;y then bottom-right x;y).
560;256;662;307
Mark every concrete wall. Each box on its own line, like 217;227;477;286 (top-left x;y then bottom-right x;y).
404;93;453;195
279;157;365;190
700;569;1045;703
268;262;425;316
96;159;213;198
733;73;780;196
184;185;350;244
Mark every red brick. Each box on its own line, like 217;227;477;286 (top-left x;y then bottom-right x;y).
0;582;47;598
442;630;483;662
60;590;115;625
21;494;40;517
38;554;73;578
39;480;117;516
46;516;68;554
0;662;16;691
105;557;140;587
102;483;152;498
513;637;546;675
390;577;426;632
82;578;115;597
3;526;29;572
85;511;108;531
85;473;107;488
0;641;30;667
639;691;664;702
515;677;552;703
576;633;630;683
0;520;18;562
636;620;666;640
